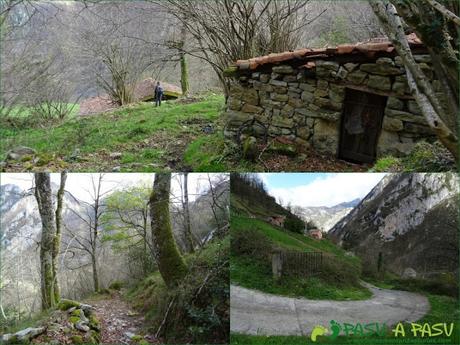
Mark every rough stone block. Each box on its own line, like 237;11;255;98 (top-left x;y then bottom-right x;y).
299;83;316;92
344;62;359;72
271;93;289;102
367;75;391;91
407;100;421;114
314;89;328;98
273;65;294;74
382;117;404;132
385;108;427;125
301;91;314;102
346;70;367;84
317;79;329;90
283;75;297;83
260;74;270;83
360;63;403;76
242;88;259;105
241;103;263;113
228;97;242;111
387;96;404;110
270;79;288;87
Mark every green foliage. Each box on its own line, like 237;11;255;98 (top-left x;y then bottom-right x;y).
108;281;123;291
129;238;229;344
371;156;402;172
231;227;272;261
372;142;455;172
283;214;304;234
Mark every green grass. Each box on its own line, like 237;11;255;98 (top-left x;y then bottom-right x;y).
3;103;80;118
184;133;259;172
232;216;360;267
231;255;371;300
0;94;224;168
183;132;228;171
231;215;370;301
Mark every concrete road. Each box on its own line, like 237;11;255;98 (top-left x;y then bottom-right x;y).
230;282;429;336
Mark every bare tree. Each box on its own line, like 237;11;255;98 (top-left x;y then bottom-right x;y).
65;174;109;292
182;173;194;252
149;173;188;287
370;0;458;161
158;0;323;97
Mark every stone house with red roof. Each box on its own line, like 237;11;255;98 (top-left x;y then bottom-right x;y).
223;35;441;164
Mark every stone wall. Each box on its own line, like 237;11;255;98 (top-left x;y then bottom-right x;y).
224;54;440;159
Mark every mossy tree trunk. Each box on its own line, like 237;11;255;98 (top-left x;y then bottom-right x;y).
52;171;67;303
34;173;57;310
150;173;188;287
179;21;190;96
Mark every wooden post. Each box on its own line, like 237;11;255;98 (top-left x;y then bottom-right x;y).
272;251;283;280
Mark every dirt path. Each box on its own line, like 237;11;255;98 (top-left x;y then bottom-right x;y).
86;292;157;344
230;282;429;336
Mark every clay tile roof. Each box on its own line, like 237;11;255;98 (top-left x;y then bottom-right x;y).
232;34;424;71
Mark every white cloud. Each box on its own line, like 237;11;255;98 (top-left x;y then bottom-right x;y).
267;173;386;207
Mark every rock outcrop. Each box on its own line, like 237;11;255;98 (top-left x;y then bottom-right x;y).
329;173;459;278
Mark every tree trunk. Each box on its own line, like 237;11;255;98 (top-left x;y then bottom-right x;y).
370;1;458;161
91;252;99;292
179;21;190;96
52;171;67;303
150;173;188;287
183;173;194;253
34;173;57;310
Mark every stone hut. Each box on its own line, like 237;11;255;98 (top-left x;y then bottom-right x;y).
267;215;286;227
224;34;441;164
309;229;322;240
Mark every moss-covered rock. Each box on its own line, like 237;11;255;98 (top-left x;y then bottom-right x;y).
70;309;82;317
268;141;297;156
58;299;81;311
131;335;143;342
70;335;83;344
69;316;81;325
88;315;100;331
90;330;101;343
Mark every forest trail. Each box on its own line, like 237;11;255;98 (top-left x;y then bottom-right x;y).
230;283;429;336
85;292;156;344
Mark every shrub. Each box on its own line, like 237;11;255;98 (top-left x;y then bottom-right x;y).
319;255;361;288
108;281;123;290
284;215;304;234
130;238;229;344
231;228;272;261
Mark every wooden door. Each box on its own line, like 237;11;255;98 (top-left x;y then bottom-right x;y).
339;89;387;163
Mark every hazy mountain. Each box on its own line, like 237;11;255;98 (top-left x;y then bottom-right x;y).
293;198;361;232
329;173;459;278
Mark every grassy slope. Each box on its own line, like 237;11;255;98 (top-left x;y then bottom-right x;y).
231;213;370;301
1;95;224;171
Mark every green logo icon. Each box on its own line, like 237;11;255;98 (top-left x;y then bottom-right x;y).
310;325;329;342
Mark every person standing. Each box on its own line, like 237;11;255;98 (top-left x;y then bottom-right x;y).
154;81;164;107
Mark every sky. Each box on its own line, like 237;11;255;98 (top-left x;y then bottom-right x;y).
259;173;387;207
0;173;227;204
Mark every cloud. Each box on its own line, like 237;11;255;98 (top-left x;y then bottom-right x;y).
266;173;386;207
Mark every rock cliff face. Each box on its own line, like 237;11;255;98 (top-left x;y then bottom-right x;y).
329;173;459;278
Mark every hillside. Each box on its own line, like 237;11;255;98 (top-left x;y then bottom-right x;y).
230;175;370;301
329;173;459;279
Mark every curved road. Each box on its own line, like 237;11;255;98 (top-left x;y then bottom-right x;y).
230;283;429;336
